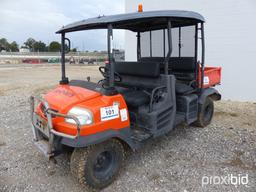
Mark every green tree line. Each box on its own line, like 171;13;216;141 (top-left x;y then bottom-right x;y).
0;38;77;52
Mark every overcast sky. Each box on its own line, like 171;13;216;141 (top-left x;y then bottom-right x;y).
0;0;125;51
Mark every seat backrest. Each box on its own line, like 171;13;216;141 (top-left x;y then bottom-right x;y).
140;57;164;63
115;61;160;78
170;57;196;72
170;57;196;81
114;61;161;89
139;57;196;82
140;57;195;72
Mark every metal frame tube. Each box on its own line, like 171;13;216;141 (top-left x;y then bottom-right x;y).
30;96;81;140
60;33;69;84
149;30;152;57
107;24;114;88
163;29;166;57
178;27;181;58
201;22;205;89
164;20;172;75
194;24;199;88
137;32;141;61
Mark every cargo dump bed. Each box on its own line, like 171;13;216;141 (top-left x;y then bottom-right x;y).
198;67;222;88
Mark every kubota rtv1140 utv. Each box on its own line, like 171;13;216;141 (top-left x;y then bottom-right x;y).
30;9;221;190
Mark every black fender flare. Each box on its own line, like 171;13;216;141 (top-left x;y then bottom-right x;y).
198;88;221;105
60;127;136;150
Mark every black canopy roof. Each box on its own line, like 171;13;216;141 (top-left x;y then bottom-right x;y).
56;10;205;34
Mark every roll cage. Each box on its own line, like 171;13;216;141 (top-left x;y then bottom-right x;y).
57;10;205;93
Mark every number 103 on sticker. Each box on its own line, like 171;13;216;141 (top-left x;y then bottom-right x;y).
100;105;119;121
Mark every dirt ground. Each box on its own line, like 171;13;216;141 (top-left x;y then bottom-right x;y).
0;64;255;192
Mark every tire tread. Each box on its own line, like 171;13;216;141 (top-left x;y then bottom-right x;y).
70;139;125;191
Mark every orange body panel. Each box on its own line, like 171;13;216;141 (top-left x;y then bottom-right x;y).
37;85;130;136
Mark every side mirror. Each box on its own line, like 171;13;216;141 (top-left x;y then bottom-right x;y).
65;38;71;53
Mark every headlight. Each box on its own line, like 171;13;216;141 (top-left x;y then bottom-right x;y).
65;107;93;125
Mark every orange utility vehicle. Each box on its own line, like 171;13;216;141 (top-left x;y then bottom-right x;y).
31;10;221;190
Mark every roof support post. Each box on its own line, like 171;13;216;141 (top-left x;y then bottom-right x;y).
105;24;117;95
137;32;141;61
59;33;69;84
164;20;172;75
107;24;114;87
200;22;205;89
194;24;199;88
163;29;166;57
149;31;152;57
178;27;181;58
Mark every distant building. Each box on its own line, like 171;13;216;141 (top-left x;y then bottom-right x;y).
19;47;30;53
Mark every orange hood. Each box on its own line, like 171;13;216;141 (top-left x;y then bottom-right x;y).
44;85;101;112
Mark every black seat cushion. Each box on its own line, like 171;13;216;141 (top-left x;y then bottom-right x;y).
173;71;195;81
140;57;164;63
122;90;150;108
176;83;194;94
140;57;195;72
170;57;196;71
115;75;160;89
140;57;196;81
171;57;196;81
115;61;160;78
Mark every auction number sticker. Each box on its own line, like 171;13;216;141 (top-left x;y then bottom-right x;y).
120;108;128;122
204;76;209;85
100;105;119;121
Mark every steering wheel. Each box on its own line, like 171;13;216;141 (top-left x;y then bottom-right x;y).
99;66;122;82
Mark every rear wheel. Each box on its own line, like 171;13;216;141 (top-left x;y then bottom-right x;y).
70;139;125;191
194;97;214;127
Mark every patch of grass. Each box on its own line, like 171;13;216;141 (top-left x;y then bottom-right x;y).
229;113;238;117
0;141;6;147
234;150;244;157
243;122;252;126
148;173;161;182
229;156;244;167
214;111;227;116
47;169;56;176
222;150;256;171
214;111;239;117
0;90;5;96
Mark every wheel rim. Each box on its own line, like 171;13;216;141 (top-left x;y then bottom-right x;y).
93;150;116;180
203;103;213;123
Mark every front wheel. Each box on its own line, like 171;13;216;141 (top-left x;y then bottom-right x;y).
70;139;125;191
194;97;214;127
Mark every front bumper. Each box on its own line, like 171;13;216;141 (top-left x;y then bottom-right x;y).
30;96;81;159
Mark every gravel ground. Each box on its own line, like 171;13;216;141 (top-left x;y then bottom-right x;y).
0;65;255;192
